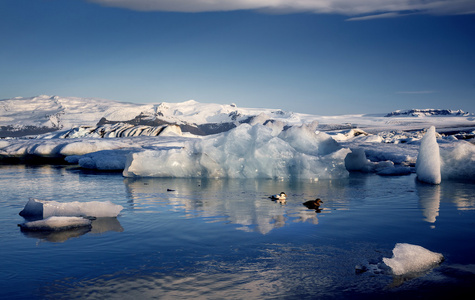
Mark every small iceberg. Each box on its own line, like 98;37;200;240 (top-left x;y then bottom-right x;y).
383;243;444;276
416;126;441;184
18;216;92;231
19;198;123;218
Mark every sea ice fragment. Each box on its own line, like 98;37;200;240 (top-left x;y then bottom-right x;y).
19;198;123;218
383;243;444;276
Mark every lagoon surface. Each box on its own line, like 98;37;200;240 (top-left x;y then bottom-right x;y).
1;164;475;299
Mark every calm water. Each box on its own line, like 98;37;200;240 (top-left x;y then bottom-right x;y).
1;164;475;299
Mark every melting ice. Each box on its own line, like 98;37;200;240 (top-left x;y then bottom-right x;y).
19;198;123;218
123;123;350;180
383;243;444;276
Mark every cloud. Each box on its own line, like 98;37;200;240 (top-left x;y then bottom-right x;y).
87;0;475;18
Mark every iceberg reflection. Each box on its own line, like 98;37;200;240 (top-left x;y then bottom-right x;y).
19;217;123;243
416;183;441;224
123;177;348;234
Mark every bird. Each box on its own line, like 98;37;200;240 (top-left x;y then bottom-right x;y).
270;192;287;200
303;198;323;210
270;192;287;205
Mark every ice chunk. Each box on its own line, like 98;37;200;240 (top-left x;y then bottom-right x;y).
416;126;441;184
376;166;412;176
123;123;349;180
65;149;131;170
344;148;395;173
383;243;444;276
440;142;475;182
344;148;373;172
18;216;92;231
19;198;123;218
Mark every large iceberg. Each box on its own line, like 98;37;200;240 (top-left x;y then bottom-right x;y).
19;198;123;218
416;126;441;184
383;243;444;276
123;123;349;180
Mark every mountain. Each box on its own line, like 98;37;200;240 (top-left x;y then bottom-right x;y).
385;109;471;117
1;95;474;138
0;95;300;137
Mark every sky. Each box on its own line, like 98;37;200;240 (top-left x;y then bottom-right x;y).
1;0;474;115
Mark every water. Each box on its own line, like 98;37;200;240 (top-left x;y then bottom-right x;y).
1;164;475;299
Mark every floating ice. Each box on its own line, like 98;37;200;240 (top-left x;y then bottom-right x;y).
416;126;441;184
65;149;132;170
440;142;475;182
123;123;349;179
383;243;444;276
18;216;92;231
344;148;395;173
19;198;123;218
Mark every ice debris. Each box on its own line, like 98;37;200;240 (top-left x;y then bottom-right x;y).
18;216;92;231
416;126;441;184
383;243;444;276
19;198;123;218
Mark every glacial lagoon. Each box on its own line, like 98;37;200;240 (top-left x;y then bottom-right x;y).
1;164;475;299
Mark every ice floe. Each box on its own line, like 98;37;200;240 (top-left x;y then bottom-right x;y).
19;198;123;218
383;243;444;276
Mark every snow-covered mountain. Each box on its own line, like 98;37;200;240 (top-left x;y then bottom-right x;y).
1;95;474;138
385;109;471;117
0;95;302;137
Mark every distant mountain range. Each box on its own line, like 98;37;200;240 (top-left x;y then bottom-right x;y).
0;95;296;138
385;109;471;117
0;95;472;138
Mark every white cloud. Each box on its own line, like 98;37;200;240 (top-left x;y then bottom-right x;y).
87;0;475;18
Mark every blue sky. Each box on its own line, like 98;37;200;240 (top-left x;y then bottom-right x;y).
1;0;474;115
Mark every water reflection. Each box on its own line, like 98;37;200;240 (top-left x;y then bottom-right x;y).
19;218;123;243
416;183;441;224
123;177;348;234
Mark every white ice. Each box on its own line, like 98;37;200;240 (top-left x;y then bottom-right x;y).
123;123;350;180
440;141;475;181
383;243;444;276
18;216;92;231
416;126;441;184
19;198;123;218
344;148;395;173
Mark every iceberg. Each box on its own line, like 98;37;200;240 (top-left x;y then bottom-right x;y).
19;198;123;218
440;142;475;182
416;126;441;184
383;243;444;276
123;123;349;180
18;216;92;231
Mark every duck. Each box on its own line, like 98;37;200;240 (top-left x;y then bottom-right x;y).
270;192;287;200
303;198;323;210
